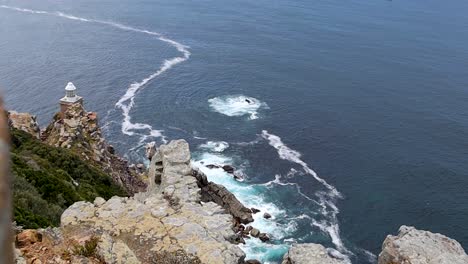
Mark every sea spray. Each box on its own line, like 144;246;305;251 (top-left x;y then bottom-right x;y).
208;95;268;120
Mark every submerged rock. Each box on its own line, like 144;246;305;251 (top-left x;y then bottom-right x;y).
378;225;468;264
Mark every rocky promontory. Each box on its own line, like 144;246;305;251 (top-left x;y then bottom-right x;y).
7;104;468;264
378;226;468;264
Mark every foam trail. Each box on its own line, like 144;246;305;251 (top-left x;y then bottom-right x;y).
261;130;352;256
1;4;191;142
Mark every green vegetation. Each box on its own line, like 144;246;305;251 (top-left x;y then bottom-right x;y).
11;128;126;228
72;236;99;257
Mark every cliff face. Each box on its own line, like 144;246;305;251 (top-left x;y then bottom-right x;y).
41;104;147;194
15;139;246;264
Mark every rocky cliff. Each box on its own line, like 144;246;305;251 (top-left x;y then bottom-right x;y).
39;104;146;194
378;226;468;264
14;139;246;264
8;106;468;264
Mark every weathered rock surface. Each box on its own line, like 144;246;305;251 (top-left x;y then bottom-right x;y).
7;111;40;139
378;225;468;264
281;243;348;264
14;139;246;264
42;103;146;194
192;170;253;224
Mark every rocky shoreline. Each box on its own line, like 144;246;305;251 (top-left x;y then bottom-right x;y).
8;105;468;264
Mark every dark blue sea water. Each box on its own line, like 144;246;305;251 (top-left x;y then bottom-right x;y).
2;0;468;263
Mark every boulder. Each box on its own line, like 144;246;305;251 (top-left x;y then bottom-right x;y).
251;208;260;214
250;228;260;238
16;230;42;248
222;165;235;174
206;164;220;169
263;213;272;219
378;226;468;264
282;243;348;264
258;233;270;242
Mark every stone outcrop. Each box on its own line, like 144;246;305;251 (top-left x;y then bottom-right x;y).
192;170;253;224
14;139;246;264
281;244;348;264
7;111;40;139
378;225;468;264
42;103;146;194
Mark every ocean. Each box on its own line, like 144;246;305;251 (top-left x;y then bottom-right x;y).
1;0;468;263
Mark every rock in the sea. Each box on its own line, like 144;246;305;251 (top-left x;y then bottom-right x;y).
282;243;348;264
250;228;260;238
245;260;261;264
206;164;220;169
251;208;260;214
263;212;272;219
378;225;468;264
222;165;235;174
258;233;270;242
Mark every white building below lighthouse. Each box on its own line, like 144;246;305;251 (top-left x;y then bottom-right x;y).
59;82;83;114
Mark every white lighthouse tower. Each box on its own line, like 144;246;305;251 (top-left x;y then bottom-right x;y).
59;82;83;114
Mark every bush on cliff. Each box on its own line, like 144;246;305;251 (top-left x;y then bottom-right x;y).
10;128;126;228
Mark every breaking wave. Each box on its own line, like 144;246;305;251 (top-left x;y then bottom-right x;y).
199;141;230;152
261;130;352;258
208;95;268;120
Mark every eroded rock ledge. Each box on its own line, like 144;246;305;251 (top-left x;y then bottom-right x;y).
378;225;468;264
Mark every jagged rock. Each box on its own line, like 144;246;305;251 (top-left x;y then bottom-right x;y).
263;213;272;219
251;208;260;214
59;186;245;263
378;226;468;264
7;111;40;139
281;244;348;264
191;169;253;224
42;104;147;194
199;182;253;224
258;233;270;242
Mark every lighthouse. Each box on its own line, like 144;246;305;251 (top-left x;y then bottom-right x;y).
59;82;83;114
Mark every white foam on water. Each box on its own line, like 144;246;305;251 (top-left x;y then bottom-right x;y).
208;95;268;120
261;130;353;256
199;141;229;152
1;4;190;143
192;152;294;262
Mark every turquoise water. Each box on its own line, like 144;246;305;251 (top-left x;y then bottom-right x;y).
1;0;468;263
